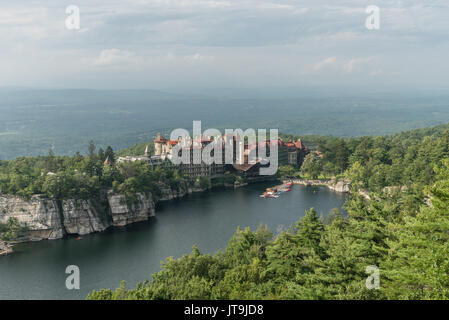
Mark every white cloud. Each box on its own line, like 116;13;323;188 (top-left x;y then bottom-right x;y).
369;70;383;76
93;49;215;69
130;0;231;8
312;57;337;71
0;0;448;89
307;56;375;74
94;49;139;67
184;53;215;64
0;7;51;40
343;57;373;73
257;3;295;10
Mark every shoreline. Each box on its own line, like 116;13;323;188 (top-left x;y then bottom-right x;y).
0;176;279;254
286;178;351;193
0;241;13;256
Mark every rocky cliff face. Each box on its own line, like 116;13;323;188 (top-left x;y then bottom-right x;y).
108;192;155;227
158;183;189;201
290;179;351;193
62;199;111;235
157;180;208;201
0;183;193;244
0;195;113;241
328;180;351;193
0;195;64;241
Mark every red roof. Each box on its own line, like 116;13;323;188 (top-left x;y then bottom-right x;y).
168;140;178;145
295;139;304;149
266;139;283;147
104;156;112;165
154;134;167;143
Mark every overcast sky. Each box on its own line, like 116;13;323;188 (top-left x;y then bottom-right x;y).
1;0;449;91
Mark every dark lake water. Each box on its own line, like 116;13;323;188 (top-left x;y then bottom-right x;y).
0;183;347;300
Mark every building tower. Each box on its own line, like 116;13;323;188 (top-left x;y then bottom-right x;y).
154;133;167;156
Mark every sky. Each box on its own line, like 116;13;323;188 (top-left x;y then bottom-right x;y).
1;0;449;92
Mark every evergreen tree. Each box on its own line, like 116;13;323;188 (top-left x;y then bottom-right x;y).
97;148;105;161
105;146;115;164
88;140;96;159
382;159;449;299
300;153;321;179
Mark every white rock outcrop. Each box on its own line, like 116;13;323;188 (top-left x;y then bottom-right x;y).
107;192;155;227
0;195;64;240
290;179;351;193
62;199;111;235
0;182;203;246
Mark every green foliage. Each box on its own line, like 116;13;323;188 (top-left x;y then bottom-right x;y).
116;142;154;157
223;172;237;185
300;153;322;179
198;176;211;190
278;165;298;179
0;145;181;200
381;159;449;299
3;120;449;299
298;127;449;191
86;124;449;300
0;217;28;240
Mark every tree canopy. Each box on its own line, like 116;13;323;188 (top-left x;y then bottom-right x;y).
87;124;449;300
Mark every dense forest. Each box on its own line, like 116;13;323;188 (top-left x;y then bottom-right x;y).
87;123;449;300
0;141;189;201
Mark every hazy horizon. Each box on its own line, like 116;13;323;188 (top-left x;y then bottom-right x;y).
2;1;449;159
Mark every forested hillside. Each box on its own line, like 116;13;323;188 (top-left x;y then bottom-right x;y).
87;123;449;300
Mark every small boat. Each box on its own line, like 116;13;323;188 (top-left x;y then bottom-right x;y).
260;191;279;198
76;236;82;240
260;184;291;198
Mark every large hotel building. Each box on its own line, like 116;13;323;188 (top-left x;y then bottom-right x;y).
117;133;308;178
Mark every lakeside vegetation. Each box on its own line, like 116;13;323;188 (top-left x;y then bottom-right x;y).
0;141;188;201
87;123;449;300
0;141;187;240
0;218;28;241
